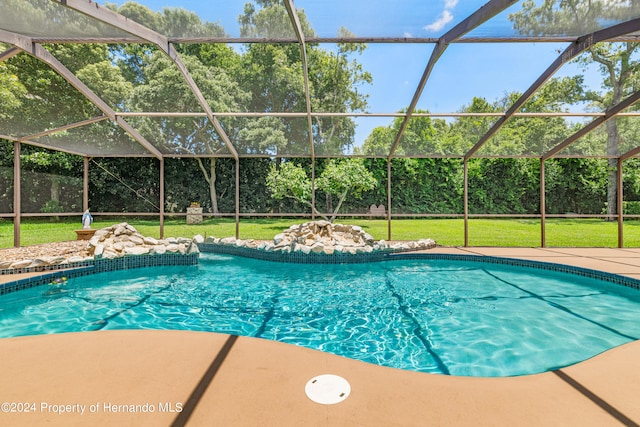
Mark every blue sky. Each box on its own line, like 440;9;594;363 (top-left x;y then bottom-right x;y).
103;0;603;147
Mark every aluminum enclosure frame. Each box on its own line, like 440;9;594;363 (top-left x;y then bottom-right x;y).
3;0;640;247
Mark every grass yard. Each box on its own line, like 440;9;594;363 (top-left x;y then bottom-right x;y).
1;217;640;249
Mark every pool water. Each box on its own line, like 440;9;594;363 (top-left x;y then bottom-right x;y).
1;253;640;377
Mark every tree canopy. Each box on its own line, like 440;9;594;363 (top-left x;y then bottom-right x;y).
3;0;640;221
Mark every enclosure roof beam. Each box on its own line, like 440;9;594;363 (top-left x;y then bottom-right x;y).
621;145;640;161
112;111;640;118
21;36;640;45
1;134;87;157
542;90;640;161
465;17;640;161
387;0;518;160
53;0;240;161
50;0;167;47
0;46;20;62
19;116;109;141
0;29;163;159
284;0;315;159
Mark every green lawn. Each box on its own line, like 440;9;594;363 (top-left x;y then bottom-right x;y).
1;217;639;248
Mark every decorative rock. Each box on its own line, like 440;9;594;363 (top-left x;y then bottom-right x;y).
193;221;436;257
28;258;51;268
186;242;200;255
77;222;197;262
10;260;32;269
0;221;436;274
125;246;150;256
94;244;104;259
151;245;166;255
129;235;144;245
94;229;109;238
143;236;159;245
300;244;312;254
102;250;117;259
113;224;127;236
273;233;285;245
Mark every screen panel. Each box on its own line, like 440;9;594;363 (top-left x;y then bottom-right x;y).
33;120;153;156
0;0;132;39
126;116;230;156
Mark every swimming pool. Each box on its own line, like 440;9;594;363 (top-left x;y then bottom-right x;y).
1;253;639;377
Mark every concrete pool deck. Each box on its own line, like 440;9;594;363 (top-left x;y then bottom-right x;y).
1;246;640;426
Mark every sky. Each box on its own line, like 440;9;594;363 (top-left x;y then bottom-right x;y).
102;0;605;147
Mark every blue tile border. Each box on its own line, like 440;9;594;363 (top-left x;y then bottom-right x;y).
4;245;640;296
385;252;640;290
199;244;640;292
0;253;199;296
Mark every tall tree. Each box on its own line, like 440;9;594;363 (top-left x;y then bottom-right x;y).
0;61;26;120
113;2;245;214
308;28;372;155
127;51;248;213
238;1;371;155
510;0;640;218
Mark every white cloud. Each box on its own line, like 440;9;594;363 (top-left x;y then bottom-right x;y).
444;0;459;8
424;10;453;32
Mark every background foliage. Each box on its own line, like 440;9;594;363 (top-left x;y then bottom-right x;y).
2;0;640;222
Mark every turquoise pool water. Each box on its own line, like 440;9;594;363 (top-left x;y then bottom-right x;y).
1;253;640;377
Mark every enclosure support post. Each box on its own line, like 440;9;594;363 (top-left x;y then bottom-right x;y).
83;156;89;212
159;157;165;239
387;159;392;241
618;158;624;248
235;158;240;239
311;159;316;221
540;159;546;248
13;141;20;247
463;159;469;247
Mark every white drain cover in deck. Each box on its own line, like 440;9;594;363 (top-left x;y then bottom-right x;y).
305;374;351;404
